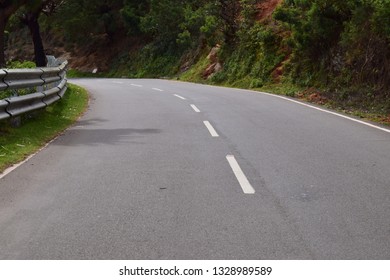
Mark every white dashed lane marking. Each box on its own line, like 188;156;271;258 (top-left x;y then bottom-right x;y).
226;155;255;194
174;94;186;100
203;121;219;137
190;104;201;113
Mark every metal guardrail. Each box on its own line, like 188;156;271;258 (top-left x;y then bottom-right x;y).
0;60;68;121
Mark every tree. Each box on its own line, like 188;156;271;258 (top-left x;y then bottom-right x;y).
0;0;27;67
139;0;186;50
120;0;148;36
19;0;63;67
53;0;124;45
218;0;242;44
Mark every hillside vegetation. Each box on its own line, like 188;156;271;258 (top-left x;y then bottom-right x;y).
4;0;390;120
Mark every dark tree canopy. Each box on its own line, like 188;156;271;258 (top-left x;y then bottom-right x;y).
0;0;28;66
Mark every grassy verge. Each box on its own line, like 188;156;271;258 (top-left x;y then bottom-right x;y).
67;69;106;78
254;83;390;126
179;54;210;83
179;59;390;127
0;83;89;173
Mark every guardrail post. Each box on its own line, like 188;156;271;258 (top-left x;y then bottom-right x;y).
32;71;46;119
9;89;21;127
10;116;21;127
10;115;22;127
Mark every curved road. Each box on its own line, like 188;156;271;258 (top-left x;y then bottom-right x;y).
0;78;389;259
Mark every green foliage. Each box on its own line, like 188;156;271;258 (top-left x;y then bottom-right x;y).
200;14;221;46
212;23;283;88
120;0;147;35
274;0;350;63
240;0;258;29
50;0;124;44
339;0;390;88
177;3;221;49
110;43;181;78
139;0;222;52
6;60;36;68
179;52;210;82
139;0;185;50
274;0;390;96
177;5;216;48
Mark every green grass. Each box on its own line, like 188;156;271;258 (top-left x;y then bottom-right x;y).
0;83;89;173
256;83;390;126
179;54;210;83
257;83;304;97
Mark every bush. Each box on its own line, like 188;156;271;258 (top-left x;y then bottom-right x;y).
274;0;390;97
6;60;36;69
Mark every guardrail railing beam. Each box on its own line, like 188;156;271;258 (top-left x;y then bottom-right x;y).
0;60;68;124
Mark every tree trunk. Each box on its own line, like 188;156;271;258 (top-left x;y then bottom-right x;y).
25;12;46;67
0;0;29;67
219;0;241;45
0;16;6;68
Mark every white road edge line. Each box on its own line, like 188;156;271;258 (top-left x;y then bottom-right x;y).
112;81;124;84
179;82;390;134
0;138;57;180
130;84;143;87
152;88;164;92
174;94;186;100
226;155;255;194
257;91;390;134
190;104;201;113
203;121;219;137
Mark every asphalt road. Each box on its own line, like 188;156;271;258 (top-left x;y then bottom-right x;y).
0;78;389;259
